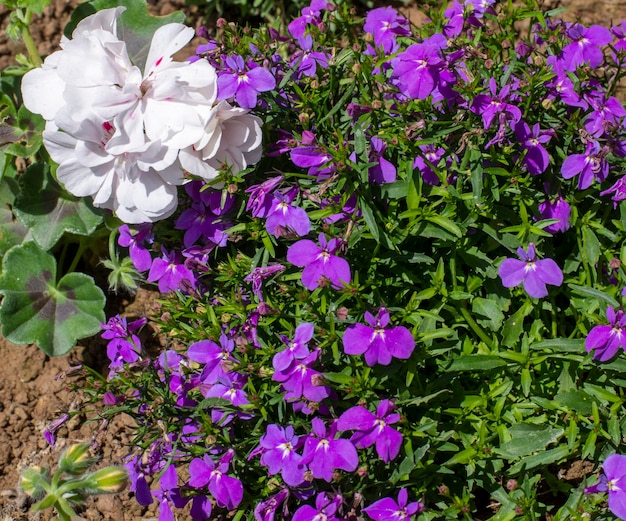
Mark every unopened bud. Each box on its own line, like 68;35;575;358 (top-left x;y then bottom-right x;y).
85;467;128;493
541;98;553;110
20;467;49;498
59;443;97;475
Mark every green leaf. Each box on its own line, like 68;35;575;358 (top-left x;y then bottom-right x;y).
0;242;105;356
495;424;564;459
507;446;570;475
13;163;103;250
581;225;601;266
65;0;185;70
529;338;585;353
0;179;29;259
472;296;505;331
501;301;532;347
555;390;595;415
568;284;620;309
425;215;463;239
446;355;507;372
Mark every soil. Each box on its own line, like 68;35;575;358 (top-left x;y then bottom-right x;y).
1;0;626;519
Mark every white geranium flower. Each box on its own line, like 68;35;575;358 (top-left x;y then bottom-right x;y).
21;7;265;223
44;119;181;223
179;100;263;182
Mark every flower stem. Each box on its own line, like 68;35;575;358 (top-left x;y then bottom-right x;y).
460;302;494;350
19;9;42;68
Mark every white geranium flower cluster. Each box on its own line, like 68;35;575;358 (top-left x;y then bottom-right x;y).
22;7;263;223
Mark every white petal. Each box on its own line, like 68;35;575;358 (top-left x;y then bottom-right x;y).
72;7;125;37
21;57;65;120
144;24;194;76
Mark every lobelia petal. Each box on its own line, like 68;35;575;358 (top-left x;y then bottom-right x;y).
522;272;548;298
287;240;321;266
301;261;327;290
330;438;359;472
325;256;351;288
561;154;585;179
188;457;212;488
366;335;393;366
363;497;400;521
498;258;527;288
386;326;416;359
337;406;376;431
375;426;403;462
210;473;243;510
609;490;626;521
342;324;373;355
535;258;564;286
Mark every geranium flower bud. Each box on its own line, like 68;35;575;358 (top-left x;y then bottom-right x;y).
85;467;129;493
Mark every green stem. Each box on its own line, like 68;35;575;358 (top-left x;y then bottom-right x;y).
19;9;42;68
460;302;494;350
66;242;87;274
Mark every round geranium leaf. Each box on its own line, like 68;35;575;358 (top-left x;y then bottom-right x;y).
0;242;105;356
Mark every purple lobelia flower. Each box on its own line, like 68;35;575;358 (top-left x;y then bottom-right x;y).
301;418;358;481
287;233;351;290
612;21;626;52
265;188;311;237
258;424;307;486
337;399;403;462
293;492;342;521
367;137;396;184
472;77;522;131
363;488;424;521
101;315;146;370
538;195;571;234
363;7;410;54
217;55;276;109
290;131;334;177
514;122;552;175
561;141;609;190
292;35;330;78
187;333;237;385
147;248;197;293
585;306;626;362
413;144;445;186
544;58;588;109
188;451;244;510
43;413;70;447
273;347;331;403
255;488;289;521
583;95;626;137
601;176;626;207
585;454;626;519
273;322;314;372
118;224;153;272
125;455;154;507
244;264;286;300
287;0;330;39
246;175;284;218
391;37;445;100
153;465;187;521
561;23;612;71
498;243;563;298
342;307;415;366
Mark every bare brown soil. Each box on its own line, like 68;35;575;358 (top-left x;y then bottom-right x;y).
1;0;626;519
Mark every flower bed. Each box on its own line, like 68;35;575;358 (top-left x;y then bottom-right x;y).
4;0;626;518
